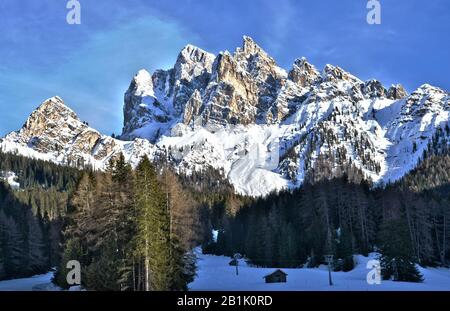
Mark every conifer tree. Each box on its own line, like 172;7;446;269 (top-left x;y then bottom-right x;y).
26;210;48;274
379;218;423;282
134;156;172;291
0;211;7;279
110;153;135;290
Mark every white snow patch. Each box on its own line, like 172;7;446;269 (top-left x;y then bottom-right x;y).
0;272;58;291
158;124;291;196
0;271;87;291
189;248;450;291
0;171;20;189
212;230;219;243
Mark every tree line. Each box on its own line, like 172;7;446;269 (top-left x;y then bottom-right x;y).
54;154;209;290
2;126;449;286
205;126;450;283
0;150;82;280
0;148;235;288
207;152;450;282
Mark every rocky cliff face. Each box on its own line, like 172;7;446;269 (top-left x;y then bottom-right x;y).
1;36;449;196
122;45;215;142
1;96;155;169
6;96;107;160
122;36;292;138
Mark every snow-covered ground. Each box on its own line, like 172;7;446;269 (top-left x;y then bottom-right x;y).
189;248;450;291
0;272;58;291
0;272;85;291
2;249;449;291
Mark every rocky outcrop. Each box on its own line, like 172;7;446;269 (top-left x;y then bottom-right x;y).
1;96;155;169
122;45;215;141
122;69;159;140
183;90;203;126
288;57;321;88
387;84;408;100
10;96;93;153
322;64;361;84
172;44;215;114
122;36;292;135
363;80;387;98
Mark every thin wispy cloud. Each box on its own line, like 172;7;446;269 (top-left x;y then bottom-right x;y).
0;3;199;135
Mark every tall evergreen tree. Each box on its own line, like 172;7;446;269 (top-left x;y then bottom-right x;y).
134;156;172;291
379;218;423;282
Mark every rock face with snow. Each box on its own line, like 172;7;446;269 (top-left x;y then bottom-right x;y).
1;96;155;169
122;45;215;142
1;36;449;196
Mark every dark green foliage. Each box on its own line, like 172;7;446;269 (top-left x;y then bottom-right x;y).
56;154;201;291
215;178;374;268
0;150;83;280
56;156;136;291
336;228;355;271
215;152;450;280
52;238;83;289
0;150;81;192
134;156;172;290
0;182;50;279
84;242;122;291
379;219;423;282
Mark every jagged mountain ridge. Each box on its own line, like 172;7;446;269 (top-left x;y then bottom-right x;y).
0;96;156;170
1;36;449;196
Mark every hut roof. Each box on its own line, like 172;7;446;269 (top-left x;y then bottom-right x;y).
263;269;288;278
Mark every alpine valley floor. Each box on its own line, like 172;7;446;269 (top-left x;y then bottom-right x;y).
2;250;450;291
188;248;450;291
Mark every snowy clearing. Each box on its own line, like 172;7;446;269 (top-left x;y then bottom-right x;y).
2;249;449;291
189;248;450;291
0;272;86;291
0;272;59;291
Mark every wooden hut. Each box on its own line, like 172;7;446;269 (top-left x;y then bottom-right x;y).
263;269;287;283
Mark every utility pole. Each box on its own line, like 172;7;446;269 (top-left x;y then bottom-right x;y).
234;253;242;276
393;259;399;281
324;255;334;286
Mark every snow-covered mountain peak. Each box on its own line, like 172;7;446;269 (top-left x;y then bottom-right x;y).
239;35;269;57
288;57;321;87
362;79;388;98
35;96;79;119
175;44;215;81
292;57;314;69
2;37;449;197
117;39;450;195
387;84;408;100
322;64;362;84
1;96;157;170
17;96;85;142
234;36;282;75
179;44;215;63
2;97;99;163
131;69;155;97
416;83;447;96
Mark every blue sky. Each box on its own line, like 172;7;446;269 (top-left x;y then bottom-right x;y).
0;0;449;136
